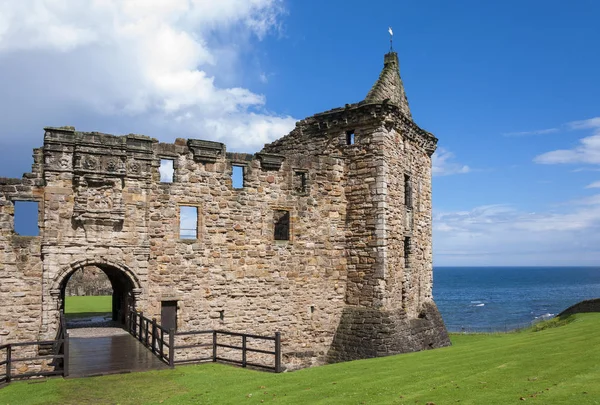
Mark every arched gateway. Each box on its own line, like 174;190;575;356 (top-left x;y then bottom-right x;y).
49;259;142;326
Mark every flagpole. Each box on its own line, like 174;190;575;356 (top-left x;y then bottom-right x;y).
388;27;394;52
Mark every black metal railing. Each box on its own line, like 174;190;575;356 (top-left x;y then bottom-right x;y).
127;308;282;372
0;312;69;387
128;310;172;365
174;330;282;372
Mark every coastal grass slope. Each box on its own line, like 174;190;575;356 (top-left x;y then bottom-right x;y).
1;313;599;404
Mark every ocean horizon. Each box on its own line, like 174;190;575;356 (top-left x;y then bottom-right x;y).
433;266;600;332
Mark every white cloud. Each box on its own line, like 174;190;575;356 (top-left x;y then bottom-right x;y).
503;128;559;137
568;117;600;130
179;205;198;239
432;147;470;176
159;159;174;183
0;0;295;153
586;181;600;189
434;196;600;265
534;117;600;165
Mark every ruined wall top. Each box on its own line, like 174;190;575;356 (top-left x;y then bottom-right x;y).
264;101;437;157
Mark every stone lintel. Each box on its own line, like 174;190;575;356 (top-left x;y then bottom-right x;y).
160;294;183;302
227;152;254;163
255;153;285;171
187;139;225;162
44;126;76;134
44;129;155;154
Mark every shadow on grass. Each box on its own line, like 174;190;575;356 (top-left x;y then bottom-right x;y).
64;312;111;320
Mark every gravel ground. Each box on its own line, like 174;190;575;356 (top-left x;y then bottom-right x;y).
68;326;129;338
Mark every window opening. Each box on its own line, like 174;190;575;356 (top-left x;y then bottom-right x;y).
219;310;225;321
404;174;412;208
232;165;244;189
404;236;411;268
294;171;307;193
14;201;39;236
274;210;290;241
179;206;198;239
346;130;355;145
159;159;175;183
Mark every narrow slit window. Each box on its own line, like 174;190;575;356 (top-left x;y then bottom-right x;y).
179;206;198;239
159;159;174;183
274;210;290;241
404;236;411;268
404;174;412;208
294;171;307;193
346;130;355;145
14;201;39;236
232;165;244;189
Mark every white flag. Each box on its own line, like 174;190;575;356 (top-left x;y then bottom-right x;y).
388;27;393;36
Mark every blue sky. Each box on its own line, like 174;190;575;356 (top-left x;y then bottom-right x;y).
1;0;599;266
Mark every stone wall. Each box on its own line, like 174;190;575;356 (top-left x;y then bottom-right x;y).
0;150;45;345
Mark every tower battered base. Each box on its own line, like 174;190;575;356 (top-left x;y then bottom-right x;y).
327;302;451;363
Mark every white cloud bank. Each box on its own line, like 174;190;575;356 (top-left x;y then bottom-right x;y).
534;117;600;165
503;128;559;137
0;0;296;152
434;198;600;266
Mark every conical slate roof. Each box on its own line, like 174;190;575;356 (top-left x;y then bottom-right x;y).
364;52;412;120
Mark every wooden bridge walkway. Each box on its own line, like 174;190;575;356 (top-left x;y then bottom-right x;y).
68;328;169;378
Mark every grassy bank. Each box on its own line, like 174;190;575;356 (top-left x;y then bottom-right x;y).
63;295;111;320
1;313;599;404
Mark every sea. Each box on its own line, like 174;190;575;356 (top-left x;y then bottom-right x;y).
433;266;600;332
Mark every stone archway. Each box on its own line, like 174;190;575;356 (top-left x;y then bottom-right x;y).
50;259;142;327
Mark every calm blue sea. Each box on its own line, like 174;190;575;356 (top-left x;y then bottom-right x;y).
433;267;600;332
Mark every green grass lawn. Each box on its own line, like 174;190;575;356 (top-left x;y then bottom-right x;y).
2;313;600;404
63;295;111;320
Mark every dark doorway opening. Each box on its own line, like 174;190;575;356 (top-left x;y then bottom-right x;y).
161;301;178;331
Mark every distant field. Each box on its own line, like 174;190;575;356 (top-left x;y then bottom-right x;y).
63;295;111;320
2;313;600;404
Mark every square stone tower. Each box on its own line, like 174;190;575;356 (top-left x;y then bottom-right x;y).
263;51;450;361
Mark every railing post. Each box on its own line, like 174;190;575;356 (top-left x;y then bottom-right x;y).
212;331;217;362
168;328;175;368
160;329;164;360
138;312;143;341
63;332;70;377
6;345;11;383
151;318;157;354
275;332;282;373
144;318;149;347
242;335;247;368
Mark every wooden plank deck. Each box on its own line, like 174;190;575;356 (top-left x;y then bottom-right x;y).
68;329;169;377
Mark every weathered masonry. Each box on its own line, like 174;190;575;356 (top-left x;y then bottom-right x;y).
0;51;450;370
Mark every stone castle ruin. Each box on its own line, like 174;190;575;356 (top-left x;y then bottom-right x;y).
0;51;450;369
